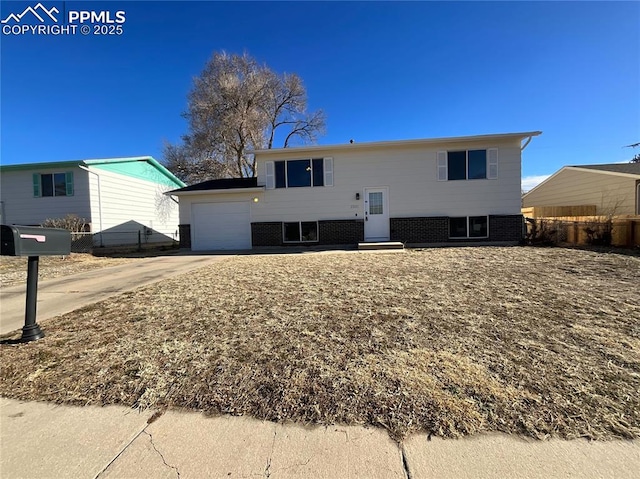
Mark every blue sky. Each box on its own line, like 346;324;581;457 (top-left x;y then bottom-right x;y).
1;1;638;189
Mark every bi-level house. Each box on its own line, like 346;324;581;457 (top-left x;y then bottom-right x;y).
170;132;541;251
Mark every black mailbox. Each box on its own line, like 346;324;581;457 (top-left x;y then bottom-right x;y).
1;225;71;256
1;225;72;342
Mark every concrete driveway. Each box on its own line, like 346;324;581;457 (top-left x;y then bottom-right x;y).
0;254;226;335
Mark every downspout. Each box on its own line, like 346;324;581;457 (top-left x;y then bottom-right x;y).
521;136;533;151
78;165;104;247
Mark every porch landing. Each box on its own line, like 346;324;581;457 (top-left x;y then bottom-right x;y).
358;241;404;251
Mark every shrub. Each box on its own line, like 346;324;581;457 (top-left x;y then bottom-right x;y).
525;218;560;246
41;214;89;233
584;219;613;246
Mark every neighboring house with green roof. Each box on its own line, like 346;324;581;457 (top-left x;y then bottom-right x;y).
523;163;640;216
0;157;185;247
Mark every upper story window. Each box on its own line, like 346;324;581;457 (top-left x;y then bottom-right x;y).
266;158;333;189
437;149;498;181
33;172;74;197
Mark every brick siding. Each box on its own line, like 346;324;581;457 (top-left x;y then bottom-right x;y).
251;222;282;246
243;215;523;249
251;220;365;247
488;215;524;242
390;217;449;243
318;220;364;245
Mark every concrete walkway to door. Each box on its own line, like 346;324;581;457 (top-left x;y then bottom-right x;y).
0;253;226;335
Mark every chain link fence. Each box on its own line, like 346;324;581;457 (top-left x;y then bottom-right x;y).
70;230;179;253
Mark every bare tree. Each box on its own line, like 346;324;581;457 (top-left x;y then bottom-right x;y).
265;73;326;149
163;142;226;185
625;142;639;163
164;52;325;182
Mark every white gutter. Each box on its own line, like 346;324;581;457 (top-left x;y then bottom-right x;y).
521;136;534;151
78;165;104;247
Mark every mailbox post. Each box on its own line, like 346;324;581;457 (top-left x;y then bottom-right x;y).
1;225;71;342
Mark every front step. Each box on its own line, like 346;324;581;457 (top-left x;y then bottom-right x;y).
358;241;404;251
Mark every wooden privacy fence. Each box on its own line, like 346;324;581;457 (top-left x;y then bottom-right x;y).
521;205;597;218
525;215;640;248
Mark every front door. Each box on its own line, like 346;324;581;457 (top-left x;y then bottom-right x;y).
364;187;390;241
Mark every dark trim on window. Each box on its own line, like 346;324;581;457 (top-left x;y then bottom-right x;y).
449;216;489;239
282;221;319;243
275;159;325;189
447;150;487;181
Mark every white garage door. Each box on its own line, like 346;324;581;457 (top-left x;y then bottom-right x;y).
191;202;251;251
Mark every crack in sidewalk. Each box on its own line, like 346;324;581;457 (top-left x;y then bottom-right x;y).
95;422;148;479
143;429;181;478
263;428;277;478
400;443;413;479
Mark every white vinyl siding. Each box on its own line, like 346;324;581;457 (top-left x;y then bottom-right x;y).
253;139;523;222
0;168;90;225
86;167;180;242
1;164;181;246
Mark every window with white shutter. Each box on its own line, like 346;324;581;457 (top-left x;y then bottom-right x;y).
267;158;333;188
440;149;495;180
33;172;73;197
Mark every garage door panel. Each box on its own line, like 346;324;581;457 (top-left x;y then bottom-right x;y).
191;202;251;251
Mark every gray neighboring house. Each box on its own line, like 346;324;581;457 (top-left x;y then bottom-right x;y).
0;157;185;246
170;131;541;251
523;163;640;216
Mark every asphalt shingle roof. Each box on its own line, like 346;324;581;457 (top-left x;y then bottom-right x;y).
170;177;258;192
571;163;640;176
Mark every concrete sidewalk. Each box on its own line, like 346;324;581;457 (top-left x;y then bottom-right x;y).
1;398;638;479
0;254;226;335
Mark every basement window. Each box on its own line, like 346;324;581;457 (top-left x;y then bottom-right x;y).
449;216;488;238
283;221;319;242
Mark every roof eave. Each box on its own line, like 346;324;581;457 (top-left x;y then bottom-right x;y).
251;131;542;156
166;186;266;196
0;156;186;187
86;156;186;187
566;166;640;179
0;160;84;172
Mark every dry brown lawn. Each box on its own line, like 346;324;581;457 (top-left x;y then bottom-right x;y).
1;247;638;441
0;254;140;287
